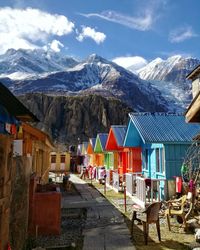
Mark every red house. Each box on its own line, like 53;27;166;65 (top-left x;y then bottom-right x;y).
105;125;142;175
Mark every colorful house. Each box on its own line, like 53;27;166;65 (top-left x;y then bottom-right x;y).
105;125;126;188
94;133;108;167
105;126;125;171
106;125;142;193
106;125;142;174
50;151;70;173
124;112;200;204
87;138;96;167
82;142;89;167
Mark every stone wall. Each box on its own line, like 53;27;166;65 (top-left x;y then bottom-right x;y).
9;156;32;250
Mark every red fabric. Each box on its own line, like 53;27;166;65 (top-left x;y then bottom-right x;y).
11;124;17;135
8;243;11;250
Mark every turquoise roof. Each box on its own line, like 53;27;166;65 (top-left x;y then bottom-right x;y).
124;112;200;145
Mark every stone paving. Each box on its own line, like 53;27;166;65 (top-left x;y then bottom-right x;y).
34;174;135;250
66;174;135;250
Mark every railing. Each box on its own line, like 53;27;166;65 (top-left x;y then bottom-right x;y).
125;172;142;196
135;176;166;207
112;172;124;192
106;170;111;185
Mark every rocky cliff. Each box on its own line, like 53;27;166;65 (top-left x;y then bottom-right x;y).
19;93;133;145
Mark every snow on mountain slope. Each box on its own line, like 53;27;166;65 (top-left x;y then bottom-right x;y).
124;55;200;111
0;53;169;112
0;50;198;112
137;55;200;84
0;48;78;75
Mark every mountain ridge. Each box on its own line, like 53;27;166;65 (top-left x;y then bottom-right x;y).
0;49;199;113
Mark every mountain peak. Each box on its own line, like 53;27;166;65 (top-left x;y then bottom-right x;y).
86;54;108;64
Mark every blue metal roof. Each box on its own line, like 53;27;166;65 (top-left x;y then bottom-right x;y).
82;142;88;153
89;138;96;149
98;133;108;150
129;112;200;143
111;125;127;147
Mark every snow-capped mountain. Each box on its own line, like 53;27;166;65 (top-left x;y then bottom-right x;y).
0;49;198;112
137;55;200;84
0;52;169;112
0;48;78;77
125;55;200;111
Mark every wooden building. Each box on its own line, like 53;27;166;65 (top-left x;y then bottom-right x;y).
50;151;70;173
185;65;200;122
16;123;54;183
124;112;200;205
94;133;108;167
0;82;38;250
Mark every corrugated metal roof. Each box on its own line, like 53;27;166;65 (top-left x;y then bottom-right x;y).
111;125;127;146
89;138;96;149
82;141;88;150
0;82;39;122
129;112;200;143
98;133;108;150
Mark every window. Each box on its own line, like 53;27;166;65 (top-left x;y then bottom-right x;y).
156;148;160;172
51;155;56;163
60;154;65;163
161;148;165;173
145;149;148;170
156;148;165;173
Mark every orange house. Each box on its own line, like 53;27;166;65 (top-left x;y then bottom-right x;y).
87;138;96;166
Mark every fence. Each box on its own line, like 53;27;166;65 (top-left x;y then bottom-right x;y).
135;176;166;208
125;172;142;196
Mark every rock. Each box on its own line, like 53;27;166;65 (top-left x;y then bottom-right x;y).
19;93;133;145
32;247;46;250
188;219;200;232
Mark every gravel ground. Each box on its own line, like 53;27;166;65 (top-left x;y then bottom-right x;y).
29;179;200;250
31;185;86;250
89;180;200;250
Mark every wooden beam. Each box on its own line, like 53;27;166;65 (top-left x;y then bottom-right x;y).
185;94;200;122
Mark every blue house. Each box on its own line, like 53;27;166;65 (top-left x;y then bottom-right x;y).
124;113;200;201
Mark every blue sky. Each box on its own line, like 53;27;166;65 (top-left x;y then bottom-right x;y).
0;0;199;67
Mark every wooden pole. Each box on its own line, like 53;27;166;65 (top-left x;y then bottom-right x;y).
124;183;127;213
104;175;106;195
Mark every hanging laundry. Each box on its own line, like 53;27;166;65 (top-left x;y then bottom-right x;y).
18;125;23;134
11;124;17;135
5;123;11;133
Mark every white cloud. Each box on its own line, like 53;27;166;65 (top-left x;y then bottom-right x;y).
112;56;147;71
0;7;74;54
76;26;106;44
81;10;154;31
49;40;64;52
169;26;198;43
80;0;168;31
